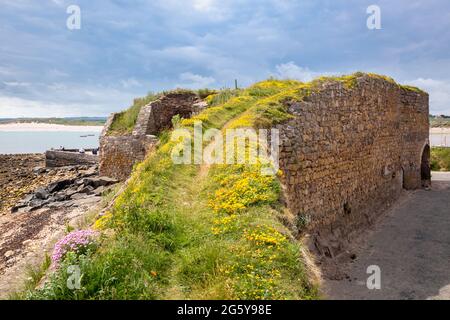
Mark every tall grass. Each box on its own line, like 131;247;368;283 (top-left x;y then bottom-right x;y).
108;93;159;135
21;79;323;300
431;147;450;171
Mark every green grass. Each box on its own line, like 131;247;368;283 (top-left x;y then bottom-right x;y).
23;72;424;300
431;147;450;171
10;254;51;299
22;79;318;300
108;93;160;135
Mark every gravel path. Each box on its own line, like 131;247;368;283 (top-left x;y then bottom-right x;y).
324;172;450;300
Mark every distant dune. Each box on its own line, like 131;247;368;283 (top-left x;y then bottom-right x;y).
0;117;106;126
0;122;103;132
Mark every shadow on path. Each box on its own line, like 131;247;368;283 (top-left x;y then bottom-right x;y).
324;172;450;300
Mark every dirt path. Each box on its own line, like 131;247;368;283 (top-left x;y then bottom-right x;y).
324;172;450;300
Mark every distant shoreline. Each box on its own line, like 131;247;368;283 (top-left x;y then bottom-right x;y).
430;127;450;134
0;122;103;132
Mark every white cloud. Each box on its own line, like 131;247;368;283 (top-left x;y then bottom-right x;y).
406;78;450;115
177;72;215;89
3;81;30;87
192;0;215;12
0;95;80;118
274;62;324;82
120;78;142;89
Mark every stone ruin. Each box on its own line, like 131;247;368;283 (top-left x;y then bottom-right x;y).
276;74;430;258
99;91;204;180
99;74;430;258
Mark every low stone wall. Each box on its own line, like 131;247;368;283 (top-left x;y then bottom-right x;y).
99;134;157;181
45;150;98;168
277;75;429;257
100;91;201;181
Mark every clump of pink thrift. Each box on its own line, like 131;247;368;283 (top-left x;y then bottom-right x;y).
51;229;98;267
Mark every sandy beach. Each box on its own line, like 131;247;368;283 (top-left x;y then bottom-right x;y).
0;122;103;132
430;127;450;134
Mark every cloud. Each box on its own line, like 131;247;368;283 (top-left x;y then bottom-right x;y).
274;62;317;82
1;0;450;117
273;62;333;82
3;81;30;87
176;72;216;89
406;78;450;115
120;78;142;89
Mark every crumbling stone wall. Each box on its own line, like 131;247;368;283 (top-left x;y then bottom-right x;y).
100;91;200;180
277;75;429;257
133;92;199;135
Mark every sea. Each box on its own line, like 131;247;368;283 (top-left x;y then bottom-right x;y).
0;130;448;154
0;131;100;154
430;133;450;147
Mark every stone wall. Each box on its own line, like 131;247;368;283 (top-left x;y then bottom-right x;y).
133;92;199;135
100;91;200;180
45;150;98;168
99;134;157;181
277;75;429;257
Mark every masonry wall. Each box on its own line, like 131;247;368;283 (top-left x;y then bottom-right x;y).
99;135;157;181
277;76;429;257
133;92;199;135
100;91;200;181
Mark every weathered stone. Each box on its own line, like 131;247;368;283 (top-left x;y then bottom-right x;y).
83;177;117;188
34;187;49;200
277;75;430;257
93;186;106;196
47;179;75;193
100;91;203;181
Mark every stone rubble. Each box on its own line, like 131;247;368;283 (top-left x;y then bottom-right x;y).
11;169;118;214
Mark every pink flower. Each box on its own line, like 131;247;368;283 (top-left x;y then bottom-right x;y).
51;229;98;267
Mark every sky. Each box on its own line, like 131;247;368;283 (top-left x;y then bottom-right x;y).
1;0;450;117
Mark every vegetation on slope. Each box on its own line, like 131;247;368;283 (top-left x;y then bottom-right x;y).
107;93;160;135
107;88;219;136
431;147;450;171
18;72;426;300
20;79;319;300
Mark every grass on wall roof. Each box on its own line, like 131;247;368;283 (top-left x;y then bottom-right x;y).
17;72;427;300
107;93;160;135
21;79;318;300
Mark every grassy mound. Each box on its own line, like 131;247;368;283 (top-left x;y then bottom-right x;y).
19;72;425;300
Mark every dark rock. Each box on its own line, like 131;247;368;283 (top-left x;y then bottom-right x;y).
83;177;117;188
35;188;50;200
71;193;91;200
64;188;79;198
93;186;105;196
47;179;75;193
11;204;27;213
29;199;46;208
49;193;69;202
78;185;95;194
33;167;46;175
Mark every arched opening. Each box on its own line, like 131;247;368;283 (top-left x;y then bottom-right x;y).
421;144;431;187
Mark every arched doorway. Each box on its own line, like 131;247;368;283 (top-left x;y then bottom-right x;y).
421;144;431;187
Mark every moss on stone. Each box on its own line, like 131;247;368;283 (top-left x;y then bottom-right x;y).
400;85;426;94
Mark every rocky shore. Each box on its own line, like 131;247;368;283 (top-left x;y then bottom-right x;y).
0;154;118;297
